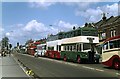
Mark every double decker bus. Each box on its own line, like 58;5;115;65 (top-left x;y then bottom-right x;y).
60;27;100;63
102;35;120;69
61;36;99;63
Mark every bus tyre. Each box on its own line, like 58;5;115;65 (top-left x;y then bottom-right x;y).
77;56;81;63
113;60;120;70
63;55;67;61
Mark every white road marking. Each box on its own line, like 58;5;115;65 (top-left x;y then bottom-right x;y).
66;62;78;66
82;66;105;72
82;66;95;70
116;73;120;75
95;68;104;72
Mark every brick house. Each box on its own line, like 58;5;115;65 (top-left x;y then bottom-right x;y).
94;14;120;42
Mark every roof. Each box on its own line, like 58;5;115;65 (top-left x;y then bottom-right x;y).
95;15;120;27
34;41;41;44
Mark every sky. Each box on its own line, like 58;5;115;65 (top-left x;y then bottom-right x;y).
1;0;120;46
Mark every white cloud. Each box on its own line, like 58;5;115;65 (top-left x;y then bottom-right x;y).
102;3;118;17
58;20;78;30
28;0;103;9
75;3;118;22
23;20;48;32
29;0;55;8
49;20;79;33
5;32;10;36
28;0;118;2
23;20;79;36
7;20;79;45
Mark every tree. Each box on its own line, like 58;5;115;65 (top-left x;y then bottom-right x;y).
1;37;9;50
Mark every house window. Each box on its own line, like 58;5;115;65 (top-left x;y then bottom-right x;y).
102;32;106;39
111;30;116;37
99;33;103;40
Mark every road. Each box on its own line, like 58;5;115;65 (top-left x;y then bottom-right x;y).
13;52;120;78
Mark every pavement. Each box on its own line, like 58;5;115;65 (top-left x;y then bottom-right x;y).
0;54;28;79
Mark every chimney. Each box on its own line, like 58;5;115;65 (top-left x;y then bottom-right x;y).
102;13;107;21
73;26;75;30
85;23;88;27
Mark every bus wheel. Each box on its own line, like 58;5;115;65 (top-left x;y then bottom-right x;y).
113;60;120;70
77;56;81;63
63;55;67;61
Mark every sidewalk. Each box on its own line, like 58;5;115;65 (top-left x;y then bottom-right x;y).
0;54;28;79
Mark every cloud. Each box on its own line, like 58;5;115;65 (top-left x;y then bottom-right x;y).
28;0;118;2
57;20;78;31
5;32;10;36
23;20;48;32
23;20;79;35
75;3;118;22
29;0;55;8
6;19;79;45
28;0;103;9
102;3;118;17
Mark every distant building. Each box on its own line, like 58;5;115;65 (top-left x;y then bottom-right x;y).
94;14;120;42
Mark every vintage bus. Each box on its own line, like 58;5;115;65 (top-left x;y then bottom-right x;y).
102;35;120;69
60;26;100;63
34;43;46;57
61;36;99;63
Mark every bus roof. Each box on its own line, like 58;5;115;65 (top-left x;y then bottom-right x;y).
96;35;120;46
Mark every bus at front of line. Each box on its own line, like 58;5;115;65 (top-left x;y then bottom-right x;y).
102;35;120;70
60;26;100;63
61;36;99;63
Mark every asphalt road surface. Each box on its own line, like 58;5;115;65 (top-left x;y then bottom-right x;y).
13;52;120;79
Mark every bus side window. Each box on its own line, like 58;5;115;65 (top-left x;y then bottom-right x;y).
117;40;120;48
109;40;118;49
44;45;46;50
103;42;108;50
59;45;61;51
109;42;114;49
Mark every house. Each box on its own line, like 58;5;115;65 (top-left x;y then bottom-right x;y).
94;13;120;42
